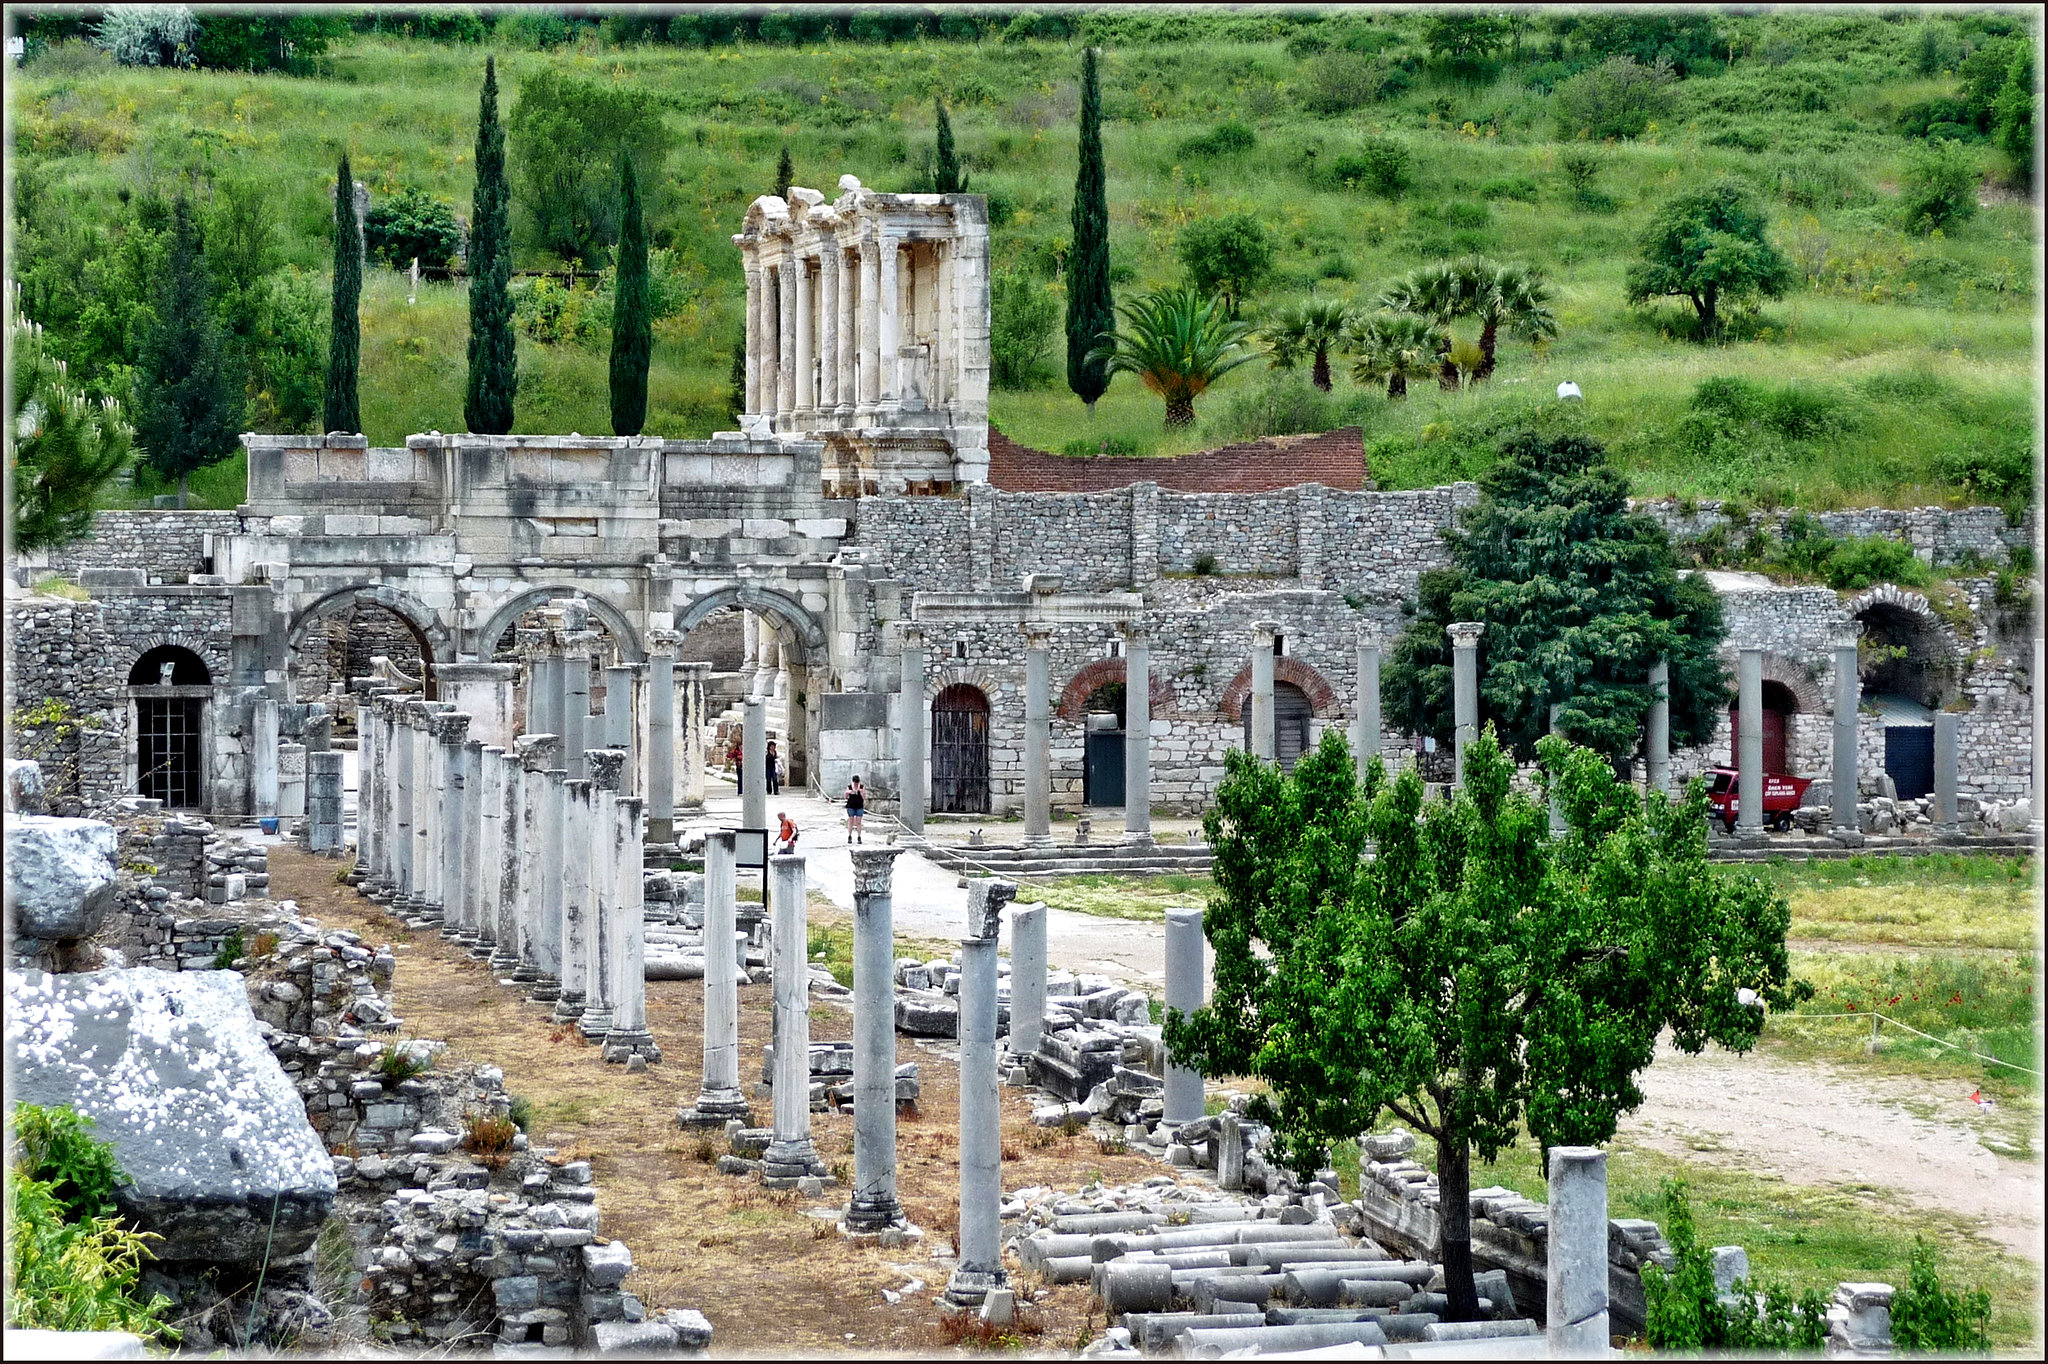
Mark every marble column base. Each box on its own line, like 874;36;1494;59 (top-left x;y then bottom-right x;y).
551;991;587;1024
677;1088;753;1129
941;1267;1007;1311
528;975;561;1004
601;1030;662;1064
1120;832;1156;850
840;1192;908;1235
647;817;675;845
506;957;537;982
1019;835;1056;852
760;1138;826;1183
438;921;463;940
576;1006;616;1038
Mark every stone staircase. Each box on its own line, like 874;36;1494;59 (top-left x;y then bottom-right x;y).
919;839;1213;878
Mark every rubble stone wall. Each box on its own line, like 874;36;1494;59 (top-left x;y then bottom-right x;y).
22;509;241;581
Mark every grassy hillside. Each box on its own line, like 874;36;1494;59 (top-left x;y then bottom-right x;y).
9;7;2038;511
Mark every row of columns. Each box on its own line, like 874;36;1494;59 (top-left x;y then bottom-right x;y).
746;230;914;424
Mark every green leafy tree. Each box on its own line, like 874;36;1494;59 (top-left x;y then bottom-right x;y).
1890;1236;1993;1352
246;268;326;433
1624;180;1792;337
466;56;517;436
1899;140;1982;235
1425;12;1508;76
325;151;362;435
1168;728;1802;1320
1377;260;1468;389
132;198;243;508
775;145;794;197
1383;431;1729;768
1642;1178;1828;1351
507;68;669;265
1554;54;1678;140
1087;285;1257;428
363;187;465;268
934;97;968;193
609;155;651;437
1176;213;1276;316
190;11;345;72
1347;312;1446;399
1067;46;1114;414
9;315;133;550
1259;297;1353;392
990;270;1061;389
723;319;746;425
1991;44;2036;184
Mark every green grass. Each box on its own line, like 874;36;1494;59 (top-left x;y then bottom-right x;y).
1029;871;1213;922
14;18;2038;512
1779;950;2040;1095
1732;853;2039;951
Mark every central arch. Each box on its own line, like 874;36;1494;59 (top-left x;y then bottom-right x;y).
673;583;826;664
473;588;646;664
288;585;453;698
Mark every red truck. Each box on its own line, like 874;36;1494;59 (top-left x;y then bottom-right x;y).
1706;768;1814;833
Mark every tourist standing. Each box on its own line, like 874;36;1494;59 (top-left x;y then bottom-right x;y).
765;740;782;796
844;775;866;844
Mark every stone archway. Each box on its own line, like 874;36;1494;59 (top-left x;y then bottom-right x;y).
288;586;453;699
1847;585;1964;708
673;583;830;792
673;583;826;665
1056;657;1175;722
473;588;646;664
1218;657;1341;722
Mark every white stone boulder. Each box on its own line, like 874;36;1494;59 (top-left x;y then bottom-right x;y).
6;816;119;941
5;758;47;813
5;969;337;1263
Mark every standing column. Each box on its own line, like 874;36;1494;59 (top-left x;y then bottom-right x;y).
858;235;882;411
436;713;472;941
646;649;676;842
553;777;595;1024
253;698;280;819
1546;1146;1611;1357
1548;703;1568;837
680;662;709;809
1020;623;1051;850
1833;635;1861;832
489;747;524;975
899;625;929;844
844;846;905;1232
794;257;815;414
820;246;841;412
474;747;503;959
776;259;798;418
1354;627;1382;782
530;651;562;742
762;852;826;1183
877;233;900;410
604;665;636;774
279;743;307;825
420;703;449;923
680;831;752;1126
579;750;626;1038
1250;621;1278;761
1449;621;1486;789
743;265;764;415
355;696;382;883
836;245;857;414
1934;710;1960;833
1164;906;1207;1126
562;638;591;781
307;752;345;854
1005;903;1047;1075
388;705;416;907
742;697;769;832
1737;646;1765;836
943;934;1006;1310
530;766;569;1003
512;736;559;987
602;795;660;1063
1647;658;1672;798
459;738;487;947
1122;623;1153;848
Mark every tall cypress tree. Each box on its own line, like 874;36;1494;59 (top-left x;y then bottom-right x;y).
325;151;362;435
1066;46;1113;415
775;145;794;196
133;198;244;509
934;96;966;193
465;55;516;436
609;153;652;437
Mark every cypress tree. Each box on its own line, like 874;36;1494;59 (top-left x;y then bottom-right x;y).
1066;46;1113;415
934;96;966;193
325;151;362;435
465;55;517;436
609;153;652;437
133;198;244;509
775;145;794;196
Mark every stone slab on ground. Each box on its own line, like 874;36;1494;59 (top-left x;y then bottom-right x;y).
6;815;119;940
4;968;337;1263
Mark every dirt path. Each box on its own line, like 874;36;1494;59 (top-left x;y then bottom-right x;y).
1619;1040;2043;1262
271;847;1158;1356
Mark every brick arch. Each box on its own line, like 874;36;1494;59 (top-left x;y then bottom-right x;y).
1845;584;1966;659
1056;657;1176;722
1218;657;1341;722
119;632;229;689
925;664;1008;707
1759;651;1824;713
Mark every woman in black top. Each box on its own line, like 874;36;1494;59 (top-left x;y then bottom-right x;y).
845;775;865;844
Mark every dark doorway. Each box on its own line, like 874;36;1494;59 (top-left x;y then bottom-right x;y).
1731;681;1797;775
1085;728;1124;807
1242;681;1314;772
1886;726;1935;800
137;697;204;808
931;684;990;814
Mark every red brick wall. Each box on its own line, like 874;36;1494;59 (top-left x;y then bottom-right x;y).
987;427;1370;493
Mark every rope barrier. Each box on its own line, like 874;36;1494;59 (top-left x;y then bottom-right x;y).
1777;1010;2040;1075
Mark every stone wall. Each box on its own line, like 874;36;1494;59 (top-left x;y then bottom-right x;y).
1639;499;2033;568
24;509;242;581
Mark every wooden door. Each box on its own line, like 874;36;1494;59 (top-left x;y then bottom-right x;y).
931;684;990;814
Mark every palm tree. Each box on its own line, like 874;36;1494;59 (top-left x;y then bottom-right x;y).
1259;297;1354;391
1088;286;1258;428
1466;260;1557;380
1376;260;1469;390
1349;312;1447;399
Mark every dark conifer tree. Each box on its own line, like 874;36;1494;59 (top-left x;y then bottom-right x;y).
934;96;966;193
609;154;652;437
465;55;517;436
775;145;794;196
325;151;362;435
1066;46;1113;414
133;198;244;508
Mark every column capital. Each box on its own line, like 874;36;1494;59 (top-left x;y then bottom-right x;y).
849;846;903;896
898;623;926;649
431;711;472;745
515;734;562;771
1357;621;1382;648
1833;624;1865;649
648;628;682;656
1020;622;1054;650
1251;619;1281;647
1447;621;1486;649
1118;620;1148;645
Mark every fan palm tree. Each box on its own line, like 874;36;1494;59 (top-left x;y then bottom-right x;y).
1087;286;1258;427
1376;260;1469;390
1466;260;1557;380
1259;297;1354;391
1349;312;1447;399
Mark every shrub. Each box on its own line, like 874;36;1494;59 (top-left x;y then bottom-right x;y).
1192;553;1219;576
1445;201;1490;229
1176;214;1276;313
1553;54;1677;140
210;929;245;970
12;1105;124;1222
1890;1236;1992;1351
1060;435;1142;457
90;4;197;67
1478;176;1540;202
989;271;1061;389
461;1110;518;1170
375;1042;434;1087
1204;372;1335;441
1642;1177;1827;1352
1937;439;2031;507
1300;52;1404;115
1899;140;1981;235
1896;96;1986;143
363;187;464;270
1177;121;1256;159
506;1095;534;1132
1328;137;1412;198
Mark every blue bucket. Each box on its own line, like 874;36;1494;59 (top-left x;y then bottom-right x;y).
258;817;280;835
